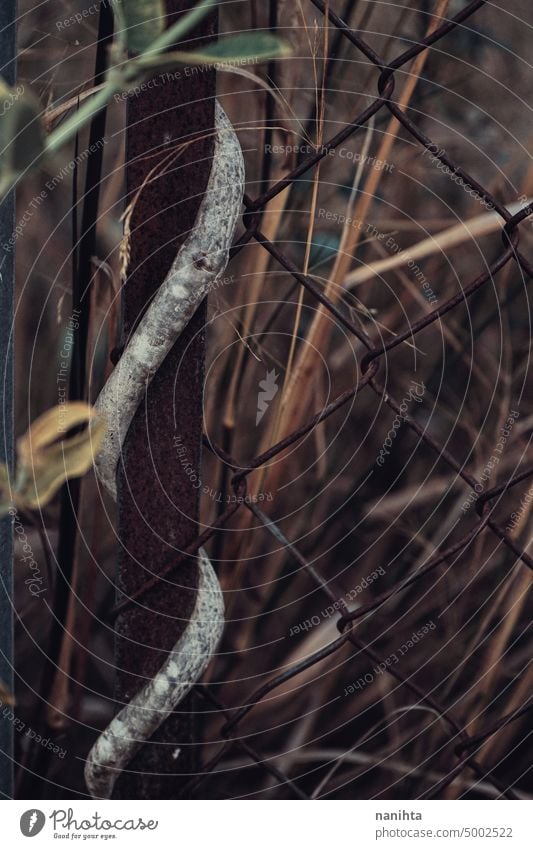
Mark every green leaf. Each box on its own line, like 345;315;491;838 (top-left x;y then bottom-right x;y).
192;32;291;63
0;81;45;182
0;78;13;104
135;32;290;73
117;0;165;53
139;0;219;59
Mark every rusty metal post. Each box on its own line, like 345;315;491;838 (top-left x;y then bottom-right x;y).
113;1;217;798
0;0;16;800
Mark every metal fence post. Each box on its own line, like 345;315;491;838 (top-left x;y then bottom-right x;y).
0;0;16;801
113;0;217;798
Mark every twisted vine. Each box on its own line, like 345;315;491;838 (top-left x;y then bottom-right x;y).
84;101;244;798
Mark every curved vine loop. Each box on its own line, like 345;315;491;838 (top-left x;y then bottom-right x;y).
84;100;244;798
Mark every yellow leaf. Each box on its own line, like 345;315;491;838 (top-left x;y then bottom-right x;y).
0;679;14;706
15;402;105;509
0;462;10;499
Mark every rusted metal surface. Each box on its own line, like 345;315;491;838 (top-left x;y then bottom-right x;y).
113;0;216;798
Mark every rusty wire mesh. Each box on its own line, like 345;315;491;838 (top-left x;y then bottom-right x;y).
105;0;533;799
